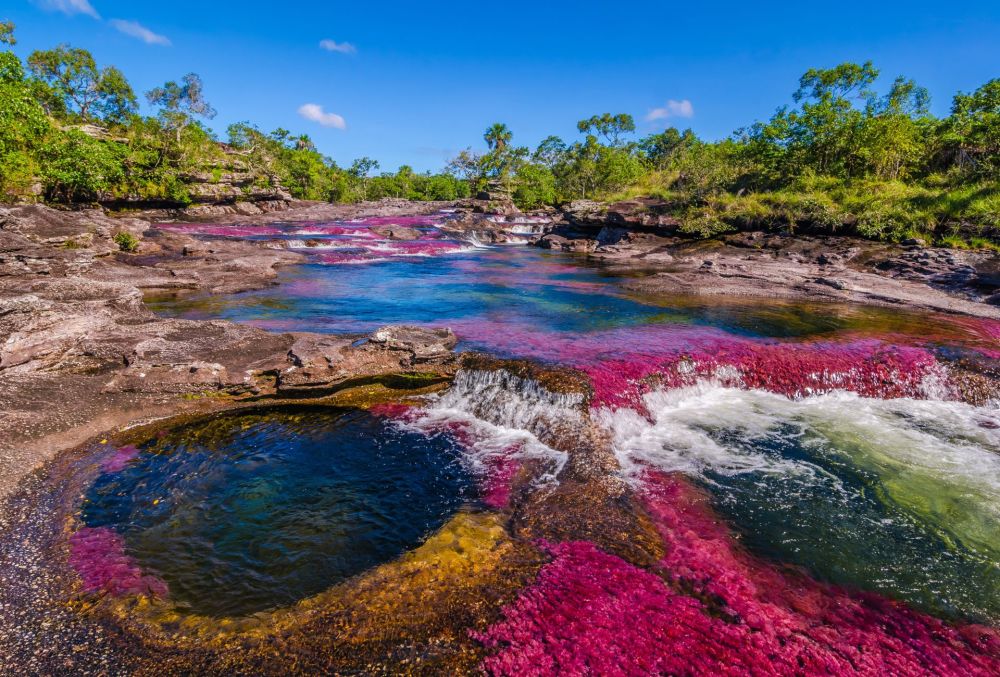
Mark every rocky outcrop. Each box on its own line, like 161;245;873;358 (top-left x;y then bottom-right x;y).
370;224;422;240
277;327;458;397
533;199;1000;314
562;198;679;232
619;233;1000;317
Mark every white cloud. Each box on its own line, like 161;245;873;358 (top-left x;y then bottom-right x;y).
36;0;100;19
110;19;171;46
646;99;695;121
298;103;346;129
319;39;357;54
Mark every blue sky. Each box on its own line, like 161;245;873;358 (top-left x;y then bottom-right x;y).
5;0;999;171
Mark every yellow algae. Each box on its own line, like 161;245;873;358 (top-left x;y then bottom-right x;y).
83;511;544;673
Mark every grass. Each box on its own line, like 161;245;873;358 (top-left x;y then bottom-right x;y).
599;176;1000;249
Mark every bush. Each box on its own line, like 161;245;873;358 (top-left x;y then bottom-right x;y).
514;164;556;209
39;130;125;202
113;231;139;252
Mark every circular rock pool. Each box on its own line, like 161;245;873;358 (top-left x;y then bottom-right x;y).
78;407;474;617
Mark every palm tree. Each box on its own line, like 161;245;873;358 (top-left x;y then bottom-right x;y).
484;122;512;152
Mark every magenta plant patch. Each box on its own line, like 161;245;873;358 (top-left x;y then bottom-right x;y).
68;527;168;598
474;473;1000;675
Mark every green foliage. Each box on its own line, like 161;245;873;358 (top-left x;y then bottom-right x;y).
27;46;137;123
147;73;216;143
38;130;124;202
0;20;15;46
513;163;556;209
113;231;139;252
944;79;1000;177
1;32;997;250
576;113;636;146
0;44;50;198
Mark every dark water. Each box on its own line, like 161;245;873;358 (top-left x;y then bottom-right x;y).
81;408;474;617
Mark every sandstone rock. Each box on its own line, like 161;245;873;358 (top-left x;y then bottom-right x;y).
367;325;458;363
276;326;458;397
371;225;422;240
562;200;606;227
536;234;598;253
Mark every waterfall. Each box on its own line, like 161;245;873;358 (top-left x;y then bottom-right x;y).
400;367;577;481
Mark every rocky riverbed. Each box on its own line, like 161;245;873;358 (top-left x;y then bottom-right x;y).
2;199;999;674
0;201;464;500
534;199;1000;315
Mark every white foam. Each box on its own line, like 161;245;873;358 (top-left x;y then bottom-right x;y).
400;368;574;482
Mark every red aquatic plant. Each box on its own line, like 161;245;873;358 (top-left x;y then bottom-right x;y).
474;473;1000;675
68;527;167;598
100;444;139;473
583;336;947;410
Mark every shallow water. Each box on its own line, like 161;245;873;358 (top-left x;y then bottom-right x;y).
79;408;473;617
79;214;1000;666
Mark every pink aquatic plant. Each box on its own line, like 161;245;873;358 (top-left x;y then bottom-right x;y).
474;473;1000;675
68;527;168;598
348;215;444;228
100;444;139;473
440;321;952;410
290;225;378;237
480;450;522;510
582;335;947;410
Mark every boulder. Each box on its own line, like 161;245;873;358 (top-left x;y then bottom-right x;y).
276;326;458;397
367;325;458;363
536;234;598;253
371;225;422;241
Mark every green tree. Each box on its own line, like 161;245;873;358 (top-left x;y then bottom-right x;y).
39;129;125;202
855;77;931;179
513;163;556;208
146;73;217;143
945;79;1000;176
484;122;513;151
576;113;636;147
533;135;567;168
0;32;51;197
446;148;485;195
481;123;526;191
638;128;699;169
27;46;137;123
349;157;379;200
0;20;16;46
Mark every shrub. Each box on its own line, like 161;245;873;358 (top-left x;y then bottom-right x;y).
113;231;139;252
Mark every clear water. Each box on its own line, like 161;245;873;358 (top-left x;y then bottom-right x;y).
146;244;996;356
80;407;474;617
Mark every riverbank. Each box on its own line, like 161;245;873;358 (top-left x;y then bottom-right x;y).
0;201;466;500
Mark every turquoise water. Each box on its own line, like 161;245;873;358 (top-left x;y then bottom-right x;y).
80;407;473;617
147;245;988;351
